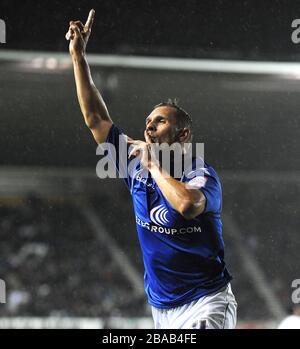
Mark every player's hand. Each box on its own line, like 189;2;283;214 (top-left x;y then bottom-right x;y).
128;140;159;170
66;9;95;57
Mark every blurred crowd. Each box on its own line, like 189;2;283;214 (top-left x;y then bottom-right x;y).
0;195;146;318
223;181;300;320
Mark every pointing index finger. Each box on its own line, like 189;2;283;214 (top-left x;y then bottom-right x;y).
85;9;95;30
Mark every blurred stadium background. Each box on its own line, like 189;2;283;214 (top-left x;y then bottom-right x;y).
0;0;299;328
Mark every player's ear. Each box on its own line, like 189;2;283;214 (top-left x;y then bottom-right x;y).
176;128;191;143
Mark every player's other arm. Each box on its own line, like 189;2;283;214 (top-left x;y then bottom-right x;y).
150;165;206;220
67;10;113;144
128;140;206;220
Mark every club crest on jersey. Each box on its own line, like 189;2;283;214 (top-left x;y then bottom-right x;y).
150;205;169;226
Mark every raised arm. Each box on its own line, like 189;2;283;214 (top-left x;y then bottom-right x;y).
66;10;113;144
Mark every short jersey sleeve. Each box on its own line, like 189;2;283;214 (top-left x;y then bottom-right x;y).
185;165;222;214
104;124;139;190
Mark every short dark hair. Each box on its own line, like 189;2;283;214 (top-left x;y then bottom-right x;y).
154;98;193;131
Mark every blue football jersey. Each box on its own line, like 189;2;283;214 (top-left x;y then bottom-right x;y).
105;124;232;308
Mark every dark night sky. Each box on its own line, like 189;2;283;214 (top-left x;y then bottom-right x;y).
1;0;300;60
